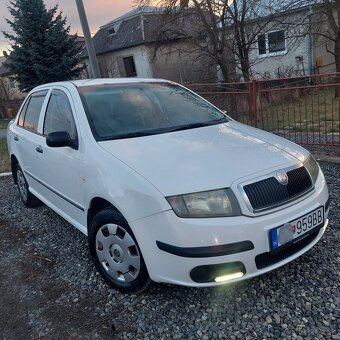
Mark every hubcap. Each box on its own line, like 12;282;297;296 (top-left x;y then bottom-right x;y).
17;169;27;202
95;224;141;283
111;244;124;262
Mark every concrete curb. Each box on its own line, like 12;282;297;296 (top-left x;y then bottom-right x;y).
0;172;11;177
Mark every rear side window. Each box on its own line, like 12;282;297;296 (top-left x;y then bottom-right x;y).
22;90;48;132
43;89;77;140
17;99;29;127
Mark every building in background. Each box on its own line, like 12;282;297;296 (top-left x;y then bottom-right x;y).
0;57;25;118
0;57;25;101
244;5;336;80
80;6;217;84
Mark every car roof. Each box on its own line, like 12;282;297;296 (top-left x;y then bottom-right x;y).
33;78;174;91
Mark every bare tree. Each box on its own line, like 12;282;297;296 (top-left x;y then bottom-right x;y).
138;0;235;82
317;0;340;73
136;0;339;81
136;0;286;82
279;0;340;73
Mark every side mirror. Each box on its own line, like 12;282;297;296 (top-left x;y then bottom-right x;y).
46;131;78;149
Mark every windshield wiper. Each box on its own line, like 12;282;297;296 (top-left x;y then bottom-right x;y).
166;117;227;133
98;118;228;141
100;130;162;141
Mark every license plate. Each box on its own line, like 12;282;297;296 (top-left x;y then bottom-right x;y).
270;206;324;250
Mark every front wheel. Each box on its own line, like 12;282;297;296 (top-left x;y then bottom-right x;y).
88;208;150;293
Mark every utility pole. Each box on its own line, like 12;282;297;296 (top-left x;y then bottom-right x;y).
75;0;101;78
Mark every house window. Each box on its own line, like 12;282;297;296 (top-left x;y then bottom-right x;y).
107;22;122;36
258;34;266;55
268;31;285;53
108;27;116;35
123;56;137;77
258;30;286;56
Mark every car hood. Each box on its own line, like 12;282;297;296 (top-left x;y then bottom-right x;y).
99;121;309;196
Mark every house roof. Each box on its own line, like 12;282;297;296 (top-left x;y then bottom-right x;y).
101;6;163;29
80;7;166;58
80;6;206;59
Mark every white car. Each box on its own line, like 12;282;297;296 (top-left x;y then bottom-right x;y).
7;79;330;292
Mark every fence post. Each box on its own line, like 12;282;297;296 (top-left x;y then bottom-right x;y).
251;79;258;127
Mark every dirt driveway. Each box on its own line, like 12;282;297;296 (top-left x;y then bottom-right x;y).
0;218;118;338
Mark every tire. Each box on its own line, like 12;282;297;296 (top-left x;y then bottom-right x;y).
16;164;41;208
88;208;151;293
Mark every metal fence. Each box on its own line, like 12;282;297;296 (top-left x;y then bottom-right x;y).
187;73;340;146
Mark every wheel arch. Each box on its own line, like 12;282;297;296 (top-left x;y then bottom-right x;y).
87;197;125;231
11;154;19;184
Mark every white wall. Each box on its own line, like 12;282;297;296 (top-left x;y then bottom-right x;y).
249;34;311;79
242;10;313;80
96;45;153;78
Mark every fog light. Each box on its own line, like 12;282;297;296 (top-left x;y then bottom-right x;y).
214;271;244;282
190;262;246;283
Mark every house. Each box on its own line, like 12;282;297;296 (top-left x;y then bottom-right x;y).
244;4;337;79
0;57;25;101
80;6;217;84
74;34;86;50
0;57;25;118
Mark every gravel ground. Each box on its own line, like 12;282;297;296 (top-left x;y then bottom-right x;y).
275;132;340;147
0;163;339;339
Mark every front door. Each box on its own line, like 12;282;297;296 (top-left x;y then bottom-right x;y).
34;87;86;230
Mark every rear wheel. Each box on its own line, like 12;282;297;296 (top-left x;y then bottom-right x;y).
16;164;41;208
88;208;150;293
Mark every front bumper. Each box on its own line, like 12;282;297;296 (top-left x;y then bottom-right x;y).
130;172;330;287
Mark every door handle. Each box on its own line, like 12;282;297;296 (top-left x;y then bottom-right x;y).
36;146;43;153
14;136;19;141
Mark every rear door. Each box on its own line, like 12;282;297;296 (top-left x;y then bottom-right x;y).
33;87;86;227
12;90;48;191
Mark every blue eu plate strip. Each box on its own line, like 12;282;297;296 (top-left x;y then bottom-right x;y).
271;228;279;250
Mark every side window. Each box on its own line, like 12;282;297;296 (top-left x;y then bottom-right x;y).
43;89;77;140
22;90;47;132
17;99;30;127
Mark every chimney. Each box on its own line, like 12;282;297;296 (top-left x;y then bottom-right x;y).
180;0;189;7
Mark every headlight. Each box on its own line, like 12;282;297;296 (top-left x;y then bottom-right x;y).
166;188;241;218
304;154;319;183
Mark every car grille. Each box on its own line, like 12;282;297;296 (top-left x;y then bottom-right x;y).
255;228;320;269
243;166;313;211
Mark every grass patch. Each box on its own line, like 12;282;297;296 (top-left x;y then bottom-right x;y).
0;139;11;173
329;127;340;133
290;125;303;132
0;119;10;129
256;88;340;134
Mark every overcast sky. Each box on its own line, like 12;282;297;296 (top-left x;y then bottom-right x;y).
0;0;136;56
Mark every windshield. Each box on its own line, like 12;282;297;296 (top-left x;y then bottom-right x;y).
78;82;228;141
